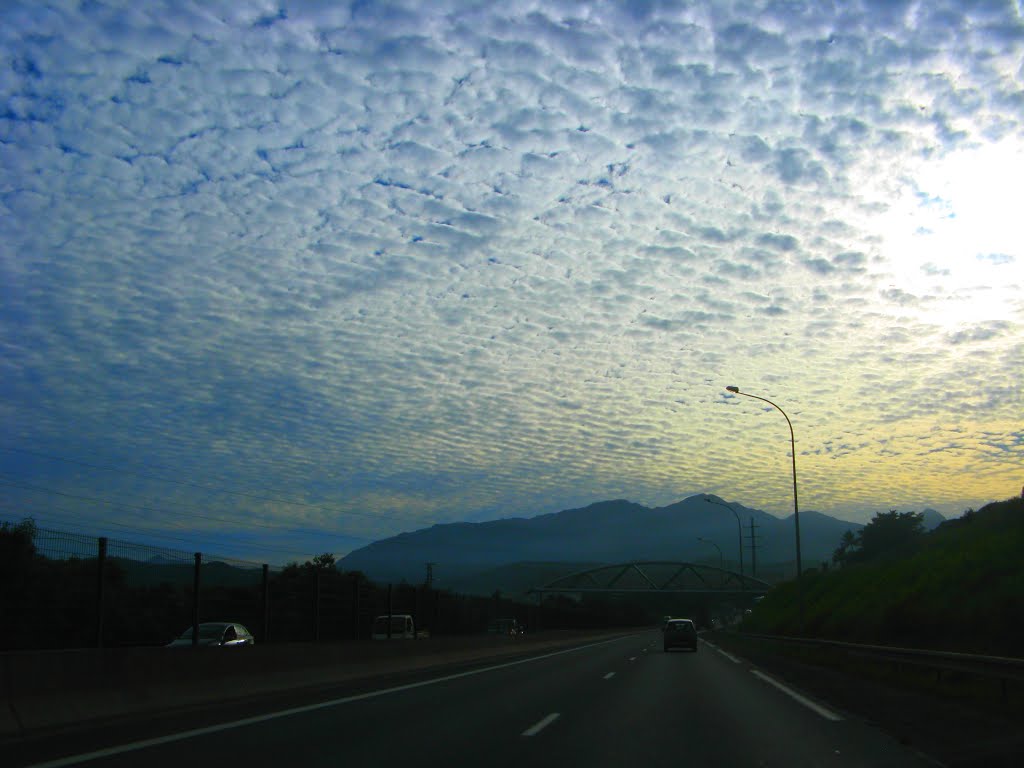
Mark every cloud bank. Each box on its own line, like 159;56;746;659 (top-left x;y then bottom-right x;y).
2;0;1022;560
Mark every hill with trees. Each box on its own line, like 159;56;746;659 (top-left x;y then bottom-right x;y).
742;496;1024;655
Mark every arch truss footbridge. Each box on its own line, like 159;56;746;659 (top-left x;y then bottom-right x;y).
530;561;771;598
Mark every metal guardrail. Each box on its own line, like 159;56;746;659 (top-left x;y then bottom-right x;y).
726;631;1024;690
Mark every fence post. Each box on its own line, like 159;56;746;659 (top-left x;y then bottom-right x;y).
192;552;201;647
261;564;270;643
312;569;321;642
95;537;107;648
414;586;420;639
351;574;360;641
387;583;393;639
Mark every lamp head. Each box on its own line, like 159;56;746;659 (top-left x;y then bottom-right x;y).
726;385;739;393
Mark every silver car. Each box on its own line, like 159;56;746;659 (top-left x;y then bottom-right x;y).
168;622;255;647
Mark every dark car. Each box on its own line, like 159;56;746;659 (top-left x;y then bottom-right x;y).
663;618;698;652
168;622;255;647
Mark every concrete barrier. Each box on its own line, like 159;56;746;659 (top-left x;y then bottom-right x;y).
1;630;632;740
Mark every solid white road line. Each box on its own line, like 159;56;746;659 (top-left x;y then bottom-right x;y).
702;641;742;664
750;670;843;721
522;712;560;737
26;636;633;768
603;672;615;679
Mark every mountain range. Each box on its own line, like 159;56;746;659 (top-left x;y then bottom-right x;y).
338;495;948;594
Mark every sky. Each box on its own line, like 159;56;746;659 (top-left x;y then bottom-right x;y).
2;0;1022;565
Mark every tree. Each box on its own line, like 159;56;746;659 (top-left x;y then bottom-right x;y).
309;552;336;572
851;510;925;563
832;529;857;567
0;517;37;572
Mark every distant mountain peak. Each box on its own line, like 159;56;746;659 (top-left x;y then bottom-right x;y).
338;495;874;587
921;508;947;530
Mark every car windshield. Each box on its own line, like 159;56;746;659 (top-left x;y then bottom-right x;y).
179;625;226;641
373;617;407;633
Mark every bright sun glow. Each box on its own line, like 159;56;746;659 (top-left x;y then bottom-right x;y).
876;139;1024;328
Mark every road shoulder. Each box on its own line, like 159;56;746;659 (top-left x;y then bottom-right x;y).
707;631;1024;767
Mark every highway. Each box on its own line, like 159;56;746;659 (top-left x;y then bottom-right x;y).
15;632;940;768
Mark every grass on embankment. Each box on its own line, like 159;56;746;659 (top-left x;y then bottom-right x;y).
741;496;1024;657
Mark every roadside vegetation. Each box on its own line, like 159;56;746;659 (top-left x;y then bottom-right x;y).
0;520;638;650
741;496;1024;656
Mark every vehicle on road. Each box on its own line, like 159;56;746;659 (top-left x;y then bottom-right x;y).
168;622;255;647
487;618;523;636
371;614;416;639
663;618;698;652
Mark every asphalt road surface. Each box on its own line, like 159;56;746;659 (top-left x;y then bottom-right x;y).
14;633;942;768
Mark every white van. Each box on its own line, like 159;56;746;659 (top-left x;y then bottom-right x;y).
371;613;416;640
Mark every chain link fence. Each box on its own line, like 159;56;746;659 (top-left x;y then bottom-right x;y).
1;518;552;651
32;526;103;561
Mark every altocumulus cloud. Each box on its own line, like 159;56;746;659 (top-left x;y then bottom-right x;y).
1;0;1022;561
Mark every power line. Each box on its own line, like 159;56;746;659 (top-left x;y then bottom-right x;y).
2;501;323;559
6;506;209;547
2;499;366;564
0;445;423;524
0;476;372;545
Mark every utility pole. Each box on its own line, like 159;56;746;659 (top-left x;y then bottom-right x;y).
424;562;435;589
747;518;761;578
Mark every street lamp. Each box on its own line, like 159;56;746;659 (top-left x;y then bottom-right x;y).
724;386;802;579
704;496;744;579
697;537;724;580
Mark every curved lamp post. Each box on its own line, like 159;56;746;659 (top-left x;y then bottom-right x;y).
725;386;802;579
697;537;724;585
704;496;744;579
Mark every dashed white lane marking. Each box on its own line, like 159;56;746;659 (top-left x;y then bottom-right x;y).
603;672;615;680
629;656;637;661
702;641;742;664
750;670;843;721
26;636;632;768
522;712;561;737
